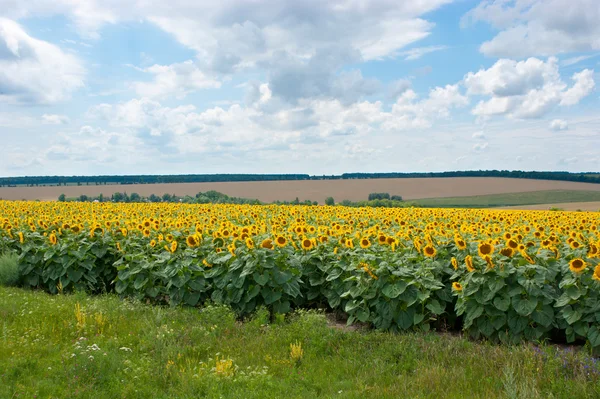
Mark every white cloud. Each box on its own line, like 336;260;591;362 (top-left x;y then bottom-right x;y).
549;119;568;130
464;57;595;119
559;69;595;106
399;45;448;60
2;0;452;63
472;131;485;139
42;114;70;124
561;54;597;67
130;60;221;99
0;18;85;104
463;0;600;58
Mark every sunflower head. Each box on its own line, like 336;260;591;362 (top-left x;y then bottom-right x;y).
452;282;463;292
360;237;371;249
465;255;475;272
170;240;178;253
478;242;494;258
49;233;58;246
569;258;586;273
455;237;467;250
275;236;287;247
246;237;255;249
186;235;198;248
451;257;458;270
593;265;600;281
261;238;273;249
150;239;156;247
301;238;313;250
500;247;514;257
423;245;436;258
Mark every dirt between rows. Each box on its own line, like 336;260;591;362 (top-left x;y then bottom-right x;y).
2;177;600;203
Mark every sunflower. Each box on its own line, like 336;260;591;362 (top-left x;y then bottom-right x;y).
166;234;174;242
301;238;313;250
478;242;494;258
222;229;231;238
506;239;518;249
500;247;514;257
261;238;273;249
202;259;212;268
452;282;463;292
455;236;467;250
345;238;354;249
423;245;436;258
49;233;58;246
186;235;198;248
569;240;581;250
588;244;598;258
451;257;458;270
360;237;371;249
143;228;151;238
18;231;24;244
569;258;586;273
593;265;600;281
465;255;475;272
378;235;387;245
170;240;178;253
150;239;156;247
275;236;287;247
484;255;494;269
246;237;255;249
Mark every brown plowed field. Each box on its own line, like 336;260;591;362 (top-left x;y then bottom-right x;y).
2;177;600;203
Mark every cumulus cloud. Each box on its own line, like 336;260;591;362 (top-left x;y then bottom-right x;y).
0;18;85;104
42;114;70;125
464;57;595;119
463;0;600;57
472;131;485;139
130;60;221;99
549;119;568;130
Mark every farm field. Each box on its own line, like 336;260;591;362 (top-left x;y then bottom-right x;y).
1;286;599;399
501;202;600;211
2;177;600;203
412;190;600;209
1;200;599;349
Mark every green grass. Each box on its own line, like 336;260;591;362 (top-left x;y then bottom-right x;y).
1;287;599;398
0;252;19;286
412;190;600;208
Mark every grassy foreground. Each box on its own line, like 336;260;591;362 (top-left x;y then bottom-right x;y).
1;287;599;399
412;190;600;208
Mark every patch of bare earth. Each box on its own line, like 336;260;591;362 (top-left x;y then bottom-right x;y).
2;177;600;203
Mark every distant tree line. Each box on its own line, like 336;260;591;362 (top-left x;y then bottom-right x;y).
2;170;600;187
340;170;600;183
0;174;311;187
59;190;262;205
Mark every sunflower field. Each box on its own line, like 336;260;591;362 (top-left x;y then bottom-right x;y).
1;200;599;348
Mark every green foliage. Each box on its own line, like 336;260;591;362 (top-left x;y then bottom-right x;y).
1;286;599;398
368;192;391;201
0;252;19;286
325;197;335;206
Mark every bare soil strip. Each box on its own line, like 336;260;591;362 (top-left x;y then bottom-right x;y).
2;177;600;203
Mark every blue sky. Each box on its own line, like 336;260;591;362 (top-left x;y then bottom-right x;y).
1;0;599;177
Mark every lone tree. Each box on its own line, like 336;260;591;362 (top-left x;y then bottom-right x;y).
325;197;335;206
